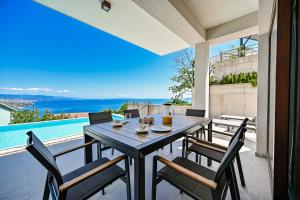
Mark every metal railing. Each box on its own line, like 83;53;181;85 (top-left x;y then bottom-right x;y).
126;100;152;115
209;43;258;63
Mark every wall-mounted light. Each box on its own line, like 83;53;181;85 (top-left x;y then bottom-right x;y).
101;0;111;12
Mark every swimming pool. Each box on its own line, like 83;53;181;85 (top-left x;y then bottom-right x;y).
0;114;123;150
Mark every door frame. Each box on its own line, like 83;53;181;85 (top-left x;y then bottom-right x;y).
267;0;292;199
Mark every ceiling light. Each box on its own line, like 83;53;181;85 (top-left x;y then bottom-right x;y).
101;0;111;12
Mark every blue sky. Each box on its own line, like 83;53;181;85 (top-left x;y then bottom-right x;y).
0;0;256;99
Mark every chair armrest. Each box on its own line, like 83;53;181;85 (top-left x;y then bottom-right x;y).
53;139;98;157
204;128;233;137
185;139;227;154
156;156;217;190
59;155;126;192
185;136;228;150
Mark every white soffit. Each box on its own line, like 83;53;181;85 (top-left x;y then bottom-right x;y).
207;12;258;44
183;0;258;29
34;0;189;55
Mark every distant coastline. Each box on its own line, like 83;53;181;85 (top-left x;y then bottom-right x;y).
0;94;192;114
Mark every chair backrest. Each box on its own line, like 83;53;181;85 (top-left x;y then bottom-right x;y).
88;111;113;125
228;118;249;145
26;131;63;186
214;127;246;182
185;109;205;117
124;109;140;118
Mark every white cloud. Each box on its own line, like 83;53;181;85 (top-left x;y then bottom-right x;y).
0;87;71;93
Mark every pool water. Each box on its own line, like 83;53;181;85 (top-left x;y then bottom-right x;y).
0;115;123;150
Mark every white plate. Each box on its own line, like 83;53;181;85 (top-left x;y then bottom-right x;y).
135;128;148;134
151;126;172;132
111;123;123;127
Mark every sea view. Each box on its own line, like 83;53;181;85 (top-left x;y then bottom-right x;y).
23;98;171;114
0;94;178;114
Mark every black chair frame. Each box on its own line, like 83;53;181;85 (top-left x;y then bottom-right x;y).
176;109;206;156
182;118;248;187
124;109;140;118
26;131;131;200
152;127;247;200
88;111;116;158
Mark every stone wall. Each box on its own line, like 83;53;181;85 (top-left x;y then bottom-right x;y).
214;54;258;81
127;104;191;116
209;83;257;117
128;83;256;118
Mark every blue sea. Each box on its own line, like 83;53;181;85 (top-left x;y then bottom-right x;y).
23;99;170;114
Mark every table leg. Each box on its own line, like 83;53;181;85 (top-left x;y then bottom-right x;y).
207;121;212;166
84;133;93;164
134;153;145;200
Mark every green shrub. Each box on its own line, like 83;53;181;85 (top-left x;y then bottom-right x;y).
218;71;257;87
166;98;191;106
10;108;71;124
102;103;128;115
11;108;40;124
209;76;217;85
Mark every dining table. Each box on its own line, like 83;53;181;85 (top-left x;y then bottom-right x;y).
83;114;212;200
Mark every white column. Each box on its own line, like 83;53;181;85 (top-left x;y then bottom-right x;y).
256;33;269;158
193;42;209;117
256;0;274;158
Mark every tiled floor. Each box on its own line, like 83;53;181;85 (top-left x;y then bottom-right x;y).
0;136;271;200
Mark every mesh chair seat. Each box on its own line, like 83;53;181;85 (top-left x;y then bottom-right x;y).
88;112;112;124
124;109;140;118
188;144;224;162
63;158;125;200
186;109;205;117
158;157;226;200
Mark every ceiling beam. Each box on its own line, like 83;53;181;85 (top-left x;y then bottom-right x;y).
132;0;206;45
206;12;258;45
168;0;206;41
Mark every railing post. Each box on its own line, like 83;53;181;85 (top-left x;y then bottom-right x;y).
147;104;149;115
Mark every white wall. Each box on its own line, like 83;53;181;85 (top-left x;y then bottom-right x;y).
210;83;257;117
0;108;11;125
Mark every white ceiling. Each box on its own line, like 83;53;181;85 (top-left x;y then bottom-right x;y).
34;0;189;55
34;0;258;55
183;0;258;29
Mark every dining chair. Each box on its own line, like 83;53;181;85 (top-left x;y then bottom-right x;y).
152;127;247;200
186;109;206;118
185;109;206;138
183;109;206;160
89;111;134;165
88;112;114;157
124;109;140;118
168;109;206;155
26;131;131;200
164;109;206;154
183;118;249;187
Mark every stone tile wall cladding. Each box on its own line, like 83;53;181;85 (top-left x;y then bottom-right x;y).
208;54;257;118
214;54;258;81
127;104;192;116
210;83;257;118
